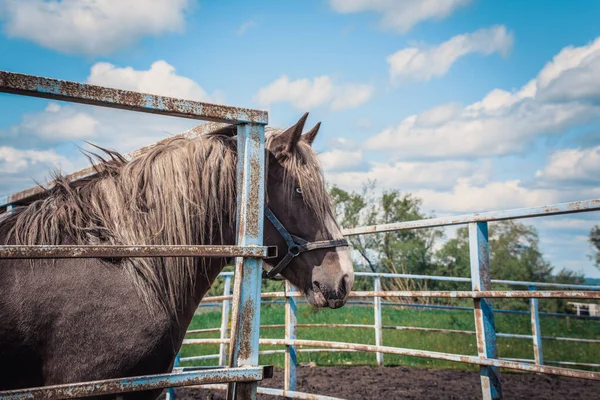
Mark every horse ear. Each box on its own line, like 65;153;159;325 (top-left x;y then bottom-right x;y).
281;112;309;153
302;122;321;146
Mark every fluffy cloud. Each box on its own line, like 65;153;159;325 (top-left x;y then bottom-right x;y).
387;25;513;83
3;103;99;144
366;37;600;159
254;75;374;111
535;146;600;187
319;149;364;172
87;60;214;102
328;0;472;33
326;159;490;192
0;146;74;195
0;0;193;56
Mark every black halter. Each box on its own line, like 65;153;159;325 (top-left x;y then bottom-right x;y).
262;206;349;279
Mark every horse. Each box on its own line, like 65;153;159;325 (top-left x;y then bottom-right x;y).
0;113;354;398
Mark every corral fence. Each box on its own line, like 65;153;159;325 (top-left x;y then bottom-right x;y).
0;70;599;400
180;200;600;400
0;70;274;399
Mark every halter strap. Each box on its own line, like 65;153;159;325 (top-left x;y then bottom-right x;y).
263;207;349;279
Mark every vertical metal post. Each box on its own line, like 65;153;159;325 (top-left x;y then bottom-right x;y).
529;284;543;365
284;281;297;397
219;275;232;366
227;122;266;400
165;352;180;400
373;276;384;366
469;222;503;400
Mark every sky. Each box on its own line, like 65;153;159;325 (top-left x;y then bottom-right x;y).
0;0;599;277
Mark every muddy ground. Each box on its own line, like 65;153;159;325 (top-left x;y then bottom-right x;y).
170;365;600;399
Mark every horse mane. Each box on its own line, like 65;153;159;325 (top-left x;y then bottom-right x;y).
1;126;333;315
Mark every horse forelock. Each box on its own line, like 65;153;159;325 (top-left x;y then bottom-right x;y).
3;134;238;315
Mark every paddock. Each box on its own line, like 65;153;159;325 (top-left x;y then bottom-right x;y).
1;70;599;400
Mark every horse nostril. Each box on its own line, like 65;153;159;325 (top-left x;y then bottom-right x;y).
313;281;322;292
338;274;349;297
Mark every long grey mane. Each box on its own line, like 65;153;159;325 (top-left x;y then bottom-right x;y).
1;126;334;315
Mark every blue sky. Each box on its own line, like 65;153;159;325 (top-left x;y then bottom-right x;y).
0;0;599;277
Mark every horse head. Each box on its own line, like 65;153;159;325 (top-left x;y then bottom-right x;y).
263;113;354;309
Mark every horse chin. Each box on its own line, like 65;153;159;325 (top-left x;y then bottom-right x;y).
305;289;347;309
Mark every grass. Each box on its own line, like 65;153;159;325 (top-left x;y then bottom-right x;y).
180;301;600;372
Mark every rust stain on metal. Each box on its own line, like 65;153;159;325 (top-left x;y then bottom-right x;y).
0;245;275;259
238;298;255;360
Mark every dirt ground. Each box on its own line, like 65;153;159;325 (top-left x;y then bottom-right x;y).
171;365;600;400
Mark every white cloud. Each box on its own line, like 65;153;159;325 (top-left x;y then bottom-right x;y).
328;0;472;33
0;146;71;174
331;84;375;110
255;75;374;111
3;103;99;144
1;0;193;56
366;36;600;159
387;25;514;83
87;60;213;102
535;146;600;187
237;20;257;36
319;149;364;172
326;159;490;192
0;146;75;194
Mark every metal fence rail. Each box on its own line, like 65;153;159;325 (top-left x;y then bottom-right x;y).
180;200;600;400
0;70;270;400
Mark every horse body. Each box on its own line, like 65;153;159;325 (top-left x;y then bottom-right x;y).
0;114;354;398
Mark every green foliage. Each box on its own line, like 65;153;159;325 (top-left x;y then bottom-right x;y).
591;225;600;268
329;181;586;313
330;182;442;293
436;221;585;312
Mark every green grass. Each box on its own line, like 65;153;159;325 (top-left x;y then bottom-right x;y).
181;302;600;372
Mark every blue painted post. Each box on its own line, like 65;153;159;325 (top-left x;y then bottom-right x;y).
529;284;544;365
373;276;384;366
226;122;266;400
284;281;297;398
165;352;180;400
219;275;232;366
469;222;503;400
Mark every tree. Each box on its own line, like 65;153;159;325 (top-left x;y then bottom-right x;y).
436;220;584;311
330;182;443;296
590;225;600;268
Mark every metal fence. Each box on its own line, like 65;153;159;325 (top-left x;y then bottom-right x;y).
0;70;272;399
180;199;600;400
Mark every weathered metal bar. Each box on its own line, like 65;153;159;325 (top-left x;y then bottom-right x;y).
219;276;232;366
0;121;232;209
190;384;345;400
501;358;600;369
184;323;600;344
373;276;384;366
256;339;600;381
0;71;268;125
343;199;600;236
353;272;600;290
0;367;270;399
227;123;266;400
0;245;276;259
285;281;298;398
469;222;502;400
530;285;544;365
165;353;181;400
201;290;600;302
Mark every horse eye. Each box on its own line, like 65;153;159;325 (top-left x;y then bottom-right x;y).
295;187;302;195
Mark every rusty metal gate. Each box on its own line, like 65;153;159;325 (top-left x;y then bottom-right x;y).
185;200;600;400
0;70;273;399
